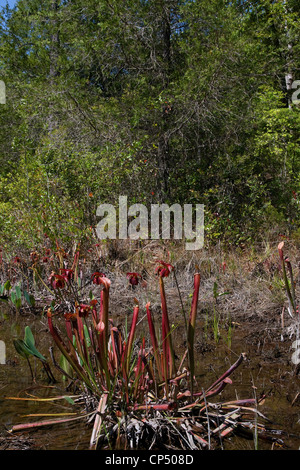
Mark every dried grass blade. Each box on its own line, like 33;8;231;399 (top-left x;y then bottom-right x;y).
89;393;108;450
5;395;78;402
9;413;91;433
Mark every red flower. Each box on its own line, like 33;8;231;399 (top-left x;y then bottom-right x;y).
78;304;92;318
49;272;65;289
126;272;142;286
155;260;174;278
91;272;106;285
42;257;49;263
13;256;21;263
59;268;73;282
64;312;77;321
30;251;39;263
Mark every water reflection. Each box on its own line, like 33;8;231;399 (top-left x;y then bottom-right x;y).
0;307;300;450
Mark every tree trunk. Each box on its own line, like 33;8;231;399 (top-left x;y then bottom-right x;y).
48;0;60;133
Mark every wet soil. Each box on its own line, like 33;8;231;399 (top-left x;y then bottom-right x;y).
0;303;299;450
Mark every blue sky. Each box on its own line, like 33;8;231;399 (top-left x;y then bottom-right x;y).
0;0;17;8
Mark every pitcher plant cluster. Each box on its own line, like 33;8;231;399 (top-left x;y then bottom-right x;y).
45;255;204;409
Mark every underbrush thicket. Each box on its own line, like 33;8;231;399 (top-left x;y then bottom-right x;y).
1;1;300;251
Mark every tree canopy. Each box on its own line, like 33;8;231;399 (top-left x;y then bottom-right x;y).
0;0;299;250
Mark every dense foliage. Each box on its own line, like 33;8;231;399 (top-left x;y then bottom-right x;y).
0;0;299;251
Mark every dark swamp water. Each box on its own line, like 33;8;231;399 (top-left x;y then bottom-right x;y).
0;305;300;451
